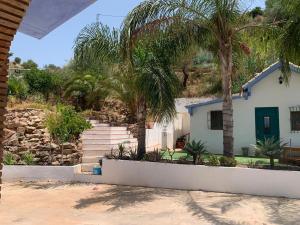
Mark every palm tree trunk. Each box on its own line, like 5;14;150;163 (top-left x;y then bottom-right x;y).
0;0;30;199
219;39;234;157
137;97;146;160
182;63;189;89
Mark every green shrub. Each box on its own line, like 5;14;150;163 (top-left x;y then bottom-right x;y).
24;69;62;101
184;140;207;165
143;149;163;162
206;154;220;166
22;152;35;165
8;76;29;100
106;142;138;161
219;156;237;167
3;152;16;165
46;105;92;143
177;156;190;164
247;159;265;168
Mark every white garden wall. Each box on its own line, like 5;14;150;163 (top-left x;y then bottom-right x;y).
2;165;81;182
100;159;300;199
4;160;300;199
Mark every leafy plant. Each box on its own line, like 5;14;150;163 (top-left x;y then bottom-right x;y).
253;137;287;168
183;140;207;165
23;69;56;101
106;141;138;160
219;156;237;167
8;76;29;100
117;142;130;159
143;149;164;162
46;105;92;143
247;159;265;168
165;148;176;161
64;73;110;111
128;147;138;160
22;152;35;165
206;154;220;167
3;152;16;165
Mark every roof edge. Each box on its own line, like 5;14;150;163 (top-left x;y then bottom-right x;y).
243;61;300;93
186;95;242;115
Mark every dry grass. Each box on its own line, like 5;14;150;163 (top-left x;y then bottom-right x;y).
7;97;54;111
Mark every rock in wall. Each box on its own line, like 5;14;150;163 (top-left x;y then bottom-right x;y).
4;108;82;166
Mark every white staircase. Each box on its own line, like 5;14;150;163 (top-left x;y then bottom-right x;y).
81;120;137;172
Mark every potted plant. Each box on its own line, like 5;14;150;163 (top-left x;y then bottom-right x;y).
146;121;155;129
176;135;186;149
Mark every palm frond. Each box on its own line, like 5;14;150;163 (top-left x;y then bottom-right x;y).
74;22;121;70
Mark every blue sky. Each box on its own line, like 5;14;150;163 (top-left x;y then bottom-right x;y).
11;0;265;68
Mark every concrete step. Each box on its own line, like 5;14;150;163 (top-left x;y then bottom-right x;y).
89;121;110;127
82;156;103;163
89;127;127;131
82;138;137;145
83;150;112;157
83;130;130;135
81;134;133;139
92;124;112;127
81;163;99;172
83;143;138;151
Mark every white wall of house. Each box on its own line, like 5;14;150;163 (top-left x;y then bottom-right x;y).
190;69;300;155
145;114;185;151
145;98;204;150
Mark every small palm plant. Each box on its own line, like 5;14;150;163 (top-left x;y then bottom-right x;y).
22;152;35;165
184;140;207;165
3;152;16;165
253;137;287;169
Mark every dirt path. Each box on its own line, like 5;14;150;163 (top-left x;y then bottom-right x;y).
0;181;300;225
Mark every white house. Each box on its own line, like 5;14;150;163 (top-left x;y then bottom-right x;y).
186;62;300;155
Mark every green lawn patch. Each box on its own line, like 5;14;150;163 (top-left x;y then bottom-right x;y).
161;150;278;165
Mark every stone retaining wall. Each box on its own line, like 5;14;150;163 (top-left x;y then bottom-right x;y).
4;108;81;165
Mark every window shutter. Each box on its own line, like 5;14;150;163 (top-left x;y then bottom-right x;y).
207;111;211;129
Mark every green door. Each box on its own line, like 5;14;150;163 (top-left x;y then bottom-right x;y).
255;107;280;141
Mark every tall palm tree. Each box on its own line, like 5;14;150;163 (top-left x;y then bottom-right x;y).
122;0;268;157
74;22;180;159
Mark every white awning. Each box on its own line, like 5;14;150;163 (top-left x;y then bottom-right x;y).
18;0;96;39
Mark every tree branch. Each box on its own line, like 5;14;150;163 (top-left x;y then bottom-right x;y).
235;20;286;33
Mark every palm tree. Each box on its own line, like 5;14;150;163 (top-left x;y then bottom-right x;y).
122;0;270;157
266;0;300;78
74;22;181;159
64;73;110;111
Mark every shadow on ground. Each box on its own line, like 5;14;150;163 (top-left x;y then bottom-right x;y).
260;197;300;225
11;181;84;189
74;185;177;211
185;192;244;225
10;181;300;225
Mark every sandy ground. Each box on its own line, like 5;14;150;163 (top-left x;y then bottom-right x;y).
1;182;300;225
